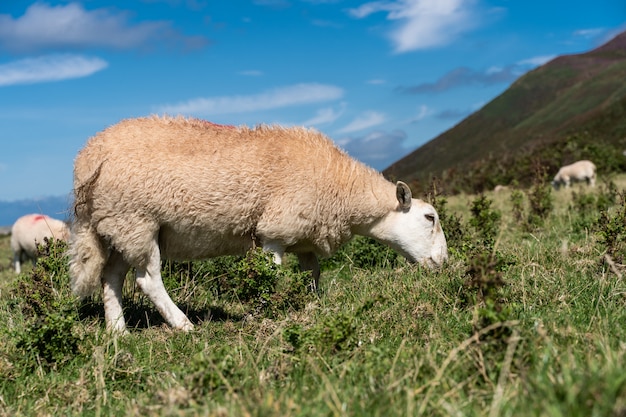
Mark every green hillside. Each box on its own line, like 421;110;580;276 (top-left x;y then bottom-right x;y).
384;31;626;194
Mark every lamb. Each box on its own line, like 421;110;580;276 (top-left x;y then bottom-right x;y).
551;160;596;190
11;213;70;273
69;116;448;333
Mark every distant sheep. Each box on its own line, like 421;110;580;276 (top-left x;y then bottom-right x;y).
69;116;449;333
552;160;596;190
493;185;508;193
11;214;70;273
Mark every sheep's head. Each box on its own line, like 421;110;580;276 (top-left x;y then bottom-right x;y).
370;182;448;268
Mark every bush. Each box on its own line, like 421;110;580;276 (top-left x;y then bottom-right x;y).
524;165;553;230
321;236;400;271
12;238;84;370
469;195;501;250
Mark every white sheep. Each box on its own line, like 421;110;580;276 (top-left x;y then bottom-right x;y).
11;213;70;273
493;185;508;193
551;160;596;190
69;116;448;333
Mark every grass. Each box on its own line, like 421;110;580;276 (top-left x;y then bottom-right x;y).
2;176;626;416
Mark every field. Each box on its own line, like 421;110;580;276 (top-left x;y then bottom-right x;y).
2;175;626;416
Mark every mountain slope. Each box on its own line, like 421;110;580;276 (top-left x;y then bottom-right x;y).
384;31;626;192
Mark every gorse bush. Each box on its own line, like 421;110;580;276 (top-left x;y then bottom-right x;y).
525;164;553;230
469;195;501;250
426;179;467;258
283;297;385;355
12;238;84;370
597;191;626;263
570;180;619;234
321;236;401;271
510;189;526;225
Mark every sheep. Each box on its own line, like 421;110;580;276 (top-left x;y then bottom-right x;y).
11;213;70;273
69;116;448;333
493;185;508;193
551;160;596;190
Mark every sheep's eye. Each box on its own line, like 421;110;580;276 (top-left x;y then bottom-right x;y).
425;213;435;223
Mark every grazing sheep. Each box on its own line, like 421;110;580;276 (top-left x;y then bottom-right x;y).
70;116;448;333
493;185;508;193
11;214;70;273
551;160;596;190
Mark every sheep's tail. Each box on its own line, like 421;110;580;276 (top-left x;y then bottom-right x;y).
69;163;107;299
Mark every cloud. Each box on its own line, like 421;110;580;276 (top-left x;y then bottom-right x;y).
0;54;108;86
336;111;386;133
398;66;518;94
338;130;409;170
303;103;346;126
517;55;556;66
157;83;344;116
410;105;432;122
573;28;605;39
435;108;472;120
399;55;557;94
348;0;480;53
0;2;207;53
435;100;484;120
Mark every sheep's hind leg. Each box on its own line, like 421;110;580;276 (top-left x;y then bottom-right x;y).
102;250;130;334
297;252;320;293
13;251;22;274
135;241;193;331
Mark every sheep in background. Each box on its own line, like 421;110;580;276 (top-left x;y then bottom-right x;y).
11;213;70;273
552;160;596;190
493;185;508;193
69;116;448;333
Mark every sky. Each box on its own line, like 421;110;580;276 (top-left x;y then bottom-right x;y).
0;0;624;202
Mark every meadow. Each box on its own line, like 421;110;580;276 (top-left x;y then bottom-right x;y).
1;174;626;416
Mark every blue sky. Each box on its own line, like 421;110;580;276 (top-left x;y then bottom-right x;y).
0;0;624;202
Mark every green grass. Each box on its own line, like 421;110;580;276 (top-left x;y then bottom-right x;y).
2;176;626;416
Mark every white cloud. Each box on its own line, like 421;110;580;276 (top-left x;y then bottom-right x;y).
0;54;108;86
367;78;387;85
303;104;346;126
411;105;432;122
348;0;480;53
573;28;605;39
0;2;203;53
158;83;344;116
517;55;556;67
338;129;408;170
336;111;386;134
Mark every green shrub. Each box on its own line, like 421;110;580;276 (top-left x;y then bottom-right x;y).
12;238;83;370
525;165;553;230
321;236;400;271
596;191;626;263
510;189;526;225
469;195;501;250
426;180;468;258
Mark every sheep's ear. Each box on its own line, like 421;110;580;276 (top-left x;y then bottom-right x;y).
396;181;412;210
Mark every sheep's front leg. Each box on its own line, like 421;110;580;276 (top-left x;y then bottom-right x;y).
102;250;130;334
135;242;193;331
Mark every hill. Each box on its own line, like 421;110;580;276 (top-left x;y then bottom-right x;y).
384;31;626;194
0;195;72;229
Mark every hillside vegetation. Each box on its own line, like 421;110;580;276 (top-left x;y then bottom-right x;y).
385;31;626;195
2;174;626;415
